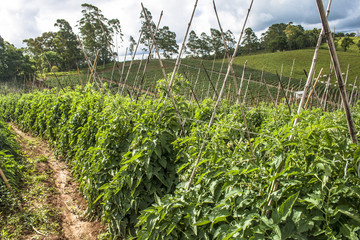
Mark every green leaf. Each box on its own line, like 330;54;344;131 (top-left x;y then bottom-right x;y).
194;219;211;226
338;206;360;224
278;192;299;221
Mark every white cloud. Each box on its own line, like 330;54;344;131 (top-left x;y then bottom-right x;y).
0;0;359;53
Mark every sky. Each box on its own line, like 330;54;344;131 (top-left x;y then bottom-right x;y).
1;0;359;55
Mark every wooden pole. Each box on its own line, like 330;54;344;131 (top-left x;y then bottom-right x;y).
237;61;247;104
141;3;186;136
120;30;143;94
212;55;226;101
316;0;358;145
243;74;252;104
286;59;296;97
168;0;198;88
186;0;254;190
305;68;323;109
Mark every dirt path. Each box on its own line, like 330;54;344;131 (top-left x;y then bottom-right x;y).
10;124;105;240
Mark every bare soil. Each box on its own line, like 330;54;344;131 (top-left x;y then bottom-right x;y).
11;124;105;240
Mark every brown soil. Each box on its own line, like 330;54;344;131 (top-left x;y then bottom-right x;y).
10;124;105;240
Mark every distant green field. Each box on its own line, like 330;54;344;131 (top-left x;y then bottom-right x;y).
233;48;360;87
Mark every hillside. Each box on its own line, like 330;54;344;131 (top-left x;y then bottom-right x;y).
40;47;360;109
233;48;360;87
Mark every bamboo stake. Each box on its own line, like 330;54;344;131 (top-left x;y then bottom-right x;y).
316;0;358;145
182;70;200;108
168;0;199;88
137;6;164;100
132;53;145;96
256;68;265;106
263;78;277;110
141;3;186;135
187;0;254;190
88;50;100;83
213;0;239;96
41;49;65;93
77;38;102;92
243;74;252;104
276;71;292;114
349;77;358;106
76;64;84;90
323;64;334;111
275;64;284;105
120;30;143;94
119;47;128;84
237;61;247;104
201;62;219;100
213;55;226;100
189;64;202;108
295;0;332;121
286;59;295;97
305;68;323;109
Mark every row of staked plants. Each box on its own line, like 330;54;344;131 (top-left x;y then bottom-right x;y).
0;76;360;239
0;115;24;214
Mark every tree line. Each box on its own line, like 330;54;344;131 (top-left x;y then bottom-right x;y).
1;3;360;81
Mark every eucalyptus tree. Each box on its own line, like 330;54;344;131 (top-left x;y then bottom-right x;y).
77;3;123;64
139;7;178;58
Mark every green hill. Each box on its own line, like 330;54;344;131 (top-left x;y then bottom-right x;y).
233;48;360;87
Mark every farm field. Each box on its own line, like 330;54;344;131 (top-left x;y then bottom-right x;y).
1;1;360;239
38;47;360;112
0;83;360;239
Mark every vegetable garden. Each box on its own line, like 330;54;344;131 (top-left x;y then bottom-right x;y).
1;79;360;239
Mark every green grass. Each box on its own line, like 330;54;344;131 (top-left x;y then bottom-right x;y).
233;47;360;87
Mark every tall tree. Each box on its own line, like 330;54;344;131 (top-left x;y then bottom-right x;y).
186;30;201;57
77;3;123;63
139;7;178;58
0;36;35;80
284;24;303;49
242;27;259;54
341;36;355;52
129;36;136;55
156;26;178;58
209;28;223;57
23;31;59;72
54;19;82;70
263;23;288;52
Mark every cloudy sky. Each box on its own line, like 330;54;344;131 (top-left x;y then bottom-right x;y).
1;0;359;54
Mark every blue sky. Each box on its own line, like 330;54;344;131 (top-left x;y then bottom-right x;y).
1;0;359;54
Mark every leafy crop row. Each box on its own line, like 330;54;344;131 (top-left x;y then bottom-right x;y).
0;114;24;212
1;81;360;239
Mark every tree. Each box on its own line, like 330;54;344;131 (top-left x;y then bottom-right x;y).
139;7;178;58
242;27;259;54
0;36;35;80
77;3;123;64
341;36;354;52
156;26;178;58
129;36;136;55
209;28;223;57
186;30;201;57
198;32;212;57
23;31;58;72
284;24;304;50
54;19;82;70
357;40;360;53
263;23;288;52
